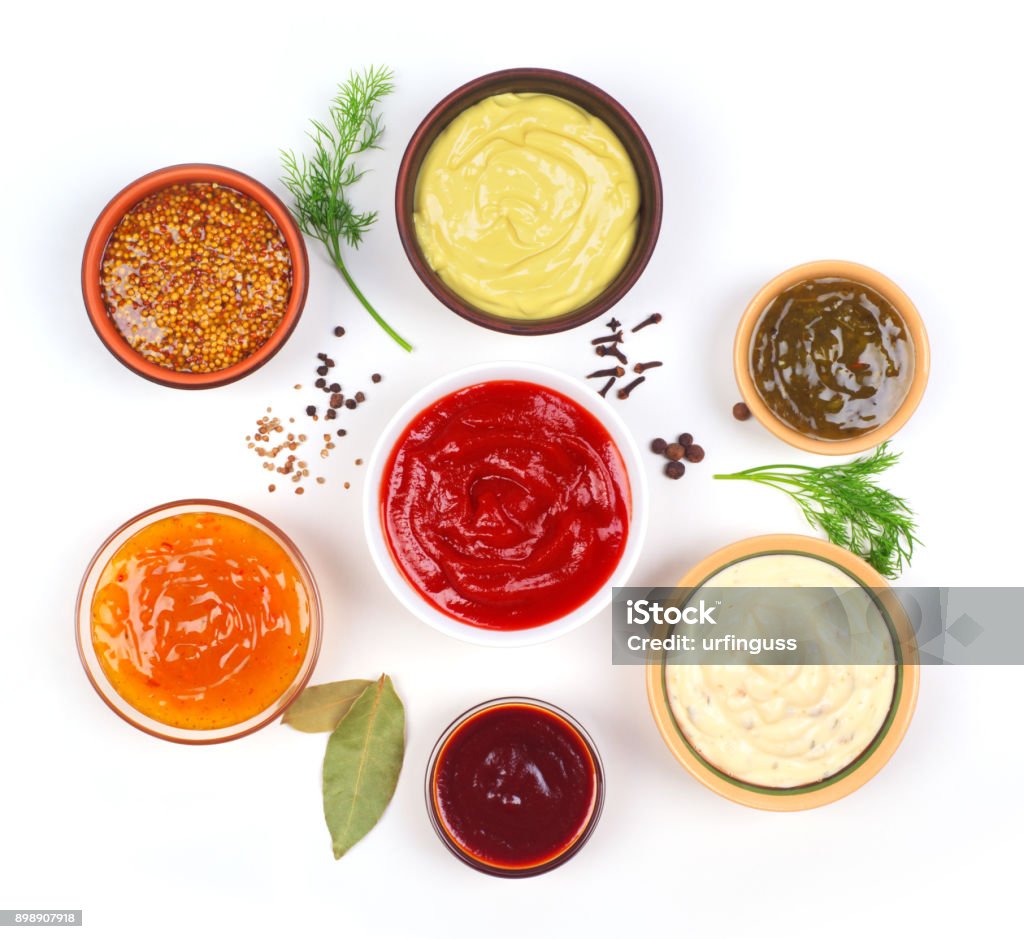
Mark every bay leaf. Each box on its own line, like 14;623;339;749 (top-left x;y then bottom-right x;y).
282;679;374;733
322;674;405;859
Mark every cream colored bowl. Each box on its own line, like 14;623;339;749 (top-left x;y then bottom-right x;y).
645;534;919;810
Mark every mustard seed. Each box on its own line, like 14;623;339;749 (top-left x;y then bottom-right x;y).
99;183;291;374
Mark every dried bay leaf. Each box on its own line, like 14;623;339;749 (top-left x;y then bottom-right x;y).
322;674;405;859
282;679;374;733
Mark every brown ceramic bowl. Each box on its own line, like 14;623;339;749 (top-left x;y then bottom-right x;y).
396;68;663;335
734;260;930;455
646;535;920;810
81;164;309;389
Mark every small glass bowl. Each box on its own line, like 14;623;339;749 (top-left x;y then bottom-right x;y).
424;697;605;877
75;499;323;744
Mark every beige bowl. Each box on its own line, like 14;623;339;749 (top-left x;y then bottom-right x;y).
645;534;919;811
734;260;930;455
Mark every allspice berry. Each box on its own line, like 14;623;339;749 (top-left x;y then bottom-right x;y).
650;437;668;455
733;402;751;421
664;442;686;461
685;444;705;463
678;432;693;447
665;461;686;480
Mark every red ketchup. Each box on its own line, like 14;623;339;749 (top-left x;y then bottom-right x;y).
430;701;602;874
381;381;630;630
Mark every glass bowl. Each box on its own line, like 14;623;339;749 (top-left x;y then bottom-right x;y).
76;499;322;744
424;697;605;877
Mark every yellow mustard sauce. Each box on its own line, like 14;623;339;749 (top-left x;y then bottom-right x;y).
413;93;640;319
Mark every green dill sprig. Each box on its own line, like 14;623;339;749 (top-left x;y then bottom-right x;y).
281;66;411;351
713;443;920;578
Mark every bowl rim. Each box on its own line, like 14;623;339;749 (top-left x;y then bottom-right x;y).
644;533;920;811
75;498;323;744
394;67;663;336
423;696;605;877
81;163;310;389
362;360;649;647
733;260;930;455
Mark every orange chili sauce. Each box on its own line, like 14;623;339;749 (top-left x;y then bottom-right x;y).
90;512;311;730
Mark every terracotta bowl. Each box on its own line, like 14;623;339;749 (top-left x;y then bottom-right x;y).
645;534;920;810
81;164;309;389
395;68;663;335
734;260;930;455
76;499;322;744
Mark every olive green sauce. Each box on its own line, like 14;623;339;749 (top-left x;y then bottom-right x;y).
750;278;914;441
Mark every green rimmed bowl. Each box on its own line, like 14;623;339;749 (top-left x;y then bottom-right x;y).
645;534;919;810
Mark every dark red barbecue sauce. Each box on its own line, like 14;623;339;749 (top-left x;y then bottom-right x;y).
432;702;599;871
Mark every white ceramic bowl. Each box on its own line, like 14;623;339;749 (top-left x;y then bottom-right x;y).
363;362;648;647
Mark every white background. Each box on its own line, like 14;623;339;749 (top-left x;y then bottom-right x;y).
2;1;1021;936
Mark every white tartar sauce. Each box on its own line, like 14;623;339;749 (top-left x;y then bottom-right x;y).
665;554;896;788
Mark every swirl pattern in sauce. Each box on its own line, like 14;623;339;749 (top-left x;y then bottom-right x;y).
381;381;630;630
666;555;896;788
90;512;311;730
413;93;640;319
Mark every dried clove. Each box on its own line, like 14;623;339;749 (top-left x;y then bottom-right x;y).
596;344;628;365
631;312;663;332
617;376;646;399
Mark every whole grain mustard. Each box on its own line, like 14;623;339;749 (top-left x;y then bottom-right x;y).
100;183;292;373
